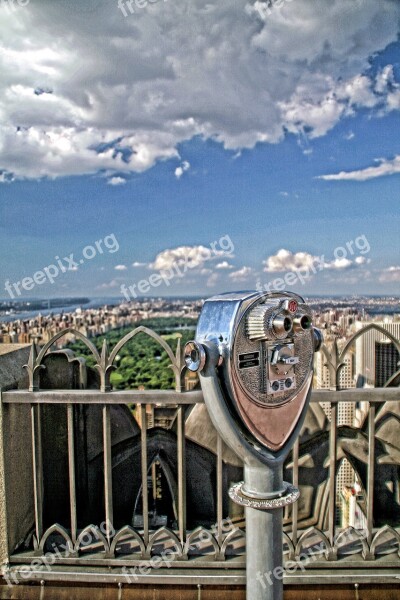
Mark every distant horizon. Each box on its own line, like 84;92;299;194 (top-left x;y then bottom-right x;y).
1;293;399;302
1;292;398;325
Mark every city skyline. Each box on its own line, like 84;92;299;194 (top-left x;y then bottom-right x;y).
0;1;399;298
2;295;398;394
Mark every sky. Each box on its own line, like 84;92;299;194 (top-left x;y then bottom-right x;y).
0;0;399;300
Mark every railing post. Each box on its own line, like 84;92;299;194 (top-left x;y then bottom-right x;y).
367;402;376;547
140;404;149;548
328;401;337;556
102;404;114;551
177;406;187;545
216;435;223;549
0;391;9;566
31;403;44;549
291;438;299;556
67;404;77;546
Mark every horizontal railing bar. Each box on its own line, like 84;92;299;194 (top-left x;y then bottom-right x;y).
310;388;400;403
4;566;400;586
8;554;245;569
4;567;246;585
2;387;399;405
8;552;400;569
2;390;204;405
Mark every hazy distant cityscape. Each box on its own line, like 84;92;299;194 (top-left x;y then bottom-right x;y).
1;294;399;391
1;293;399;320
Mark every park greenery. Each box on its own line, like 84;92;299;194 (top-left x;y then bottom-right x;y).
67;317;197;390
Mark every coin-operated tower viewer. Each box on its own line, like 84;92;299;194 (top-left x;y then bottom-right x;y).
184;291;322;600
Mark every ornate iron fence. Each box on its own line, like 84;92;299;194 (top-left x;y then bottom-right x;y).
0;324;399;586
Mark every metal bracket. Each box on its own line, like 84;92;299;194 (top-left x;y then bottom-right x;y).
229;481;299;510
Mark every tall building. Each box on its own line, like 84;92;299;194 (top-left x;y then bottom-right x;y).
355;320;400;386
375;340;400;387
315;350;331;389
315;343;356;391
340;484;367;530
315;340;358;508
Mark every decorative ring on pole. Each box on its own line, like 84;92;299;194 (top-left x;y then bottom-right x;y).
229;481;300;510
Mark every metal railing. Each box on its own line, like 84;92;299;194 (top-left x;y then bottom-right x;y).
0;324;399;587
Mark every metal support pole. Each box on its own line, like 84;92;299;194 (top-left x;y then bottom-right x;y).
230;462;297;600
244;463;284;600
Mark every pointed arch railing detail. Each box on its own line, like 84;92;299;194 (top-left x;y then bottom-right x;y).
23;325;187;392
317;323;400;391
0;323;398;581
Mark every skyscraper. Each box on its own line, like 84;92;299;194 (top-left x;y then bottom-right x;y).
375;340;400;387
355;320;400;387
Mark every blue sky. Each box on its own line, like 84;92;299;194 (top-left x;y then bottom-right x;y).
0;1;399;299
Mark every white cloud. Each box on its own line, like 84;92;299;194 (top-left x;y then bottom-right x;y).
215;260;233;269
327;257;353;270
114;264;127;270
387;89;400;111
318;155;400;181
337;74;378;108
355;256;368;265
264;249;319;272
174;160;190;179
149;244;226;271
229;266;255;282
0;171;13;183
263;249;369;273
375;65;396;94
323;256;371;270
379;266;400;282
132;261;146;267
107;176;126;186
0;0;399;181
